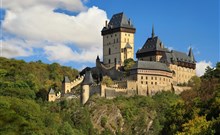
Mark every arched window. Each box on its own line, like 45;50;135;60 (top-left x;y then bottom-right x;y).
109;48;111;55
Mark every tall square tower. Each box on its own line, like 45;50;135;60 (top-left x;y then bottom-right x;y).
101;13;136;67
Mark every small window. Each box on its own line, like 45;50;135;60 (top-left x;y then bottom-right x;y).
128;34;130;36
127;38;129;42
155;82;157;85
109;59;111;64
125;33;127;36
146;77;148;79
141;76;143;79
115;34;117;37
151;77;153;80
109;48;111;55
141;81;143;84
155;77;157;80
114;58;117;65
146;81;148;84
151;82;153;85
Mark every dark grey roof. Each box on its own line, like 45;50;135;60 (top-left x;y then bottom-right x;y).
137;36;168;54
62;76;70;83
160;50;195;64
172;50;195;63
102;12;134;30
82;71;94;85
49;88;55;94
131;61;171;72
125;43;132;49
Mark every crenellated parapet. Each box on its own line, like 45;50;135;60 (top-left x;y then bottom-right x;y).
70;75;85;88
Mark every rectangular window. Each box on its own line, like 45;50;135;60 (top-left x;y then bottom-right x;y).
155;82;157;85
141;81;143;84
151;77;153;80
109;59;111;64
146;81;148;84
151;82;153;85
141;76;143;79
155;77;157;80
146;77;148;79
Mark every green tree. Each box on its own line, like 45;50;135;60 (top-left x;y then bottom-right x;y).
102;76;114;86
188;76;201;91
177;116;214;135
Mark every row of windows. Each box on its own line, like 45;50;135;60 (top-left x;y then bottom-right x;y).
106;38;132;45
106;33;131;39
141;81;157;85
106;38;119;45
140;81;172;85
140;76;171;82
106;34;117;38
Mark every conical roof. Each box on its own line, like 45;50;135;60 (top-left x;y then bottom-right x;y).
62;76;70;83
49;88;55;94
82;71;94;85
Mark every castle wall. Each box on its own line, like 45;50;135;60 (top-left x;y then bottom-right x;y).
90;85;101;97
169;64;196;84
130;69;173;96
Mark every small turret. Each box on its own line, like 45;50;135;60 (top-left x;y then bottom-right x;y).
81;71;94;104
48;88;56;102
188;47;195;62
62;76;71;94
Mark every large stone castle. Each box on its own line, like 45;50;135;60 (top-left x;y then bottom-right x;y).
48;12;196;103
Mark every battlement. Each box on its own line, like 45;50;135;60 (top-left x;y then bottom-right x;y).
70;75;85;88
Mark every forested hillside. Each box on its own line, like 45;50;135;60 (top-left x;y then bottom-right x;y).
0;57;219;134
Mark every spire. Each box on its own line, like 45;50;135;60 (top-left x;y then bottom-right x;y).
188;47;195;62
151;24;155;38
96;55;100;61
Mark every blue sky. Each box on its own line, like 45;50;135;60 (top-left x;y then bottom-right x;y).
1;0;219;75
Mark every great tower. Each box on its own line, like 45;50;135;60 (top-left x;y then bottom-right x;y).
101;13;136;68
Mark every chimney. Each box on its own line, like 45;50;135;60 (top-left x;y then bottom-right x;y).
105;20;108;27
128;18;131;25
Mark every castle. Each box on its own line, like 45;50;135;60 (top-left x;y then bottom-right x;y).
48;12;196;104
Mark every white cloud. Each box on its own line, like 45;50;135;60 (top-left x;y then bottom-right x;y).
196;60;213;77
2;0;107;63
1;39;33;58
44;44;102;63
2;0;86;12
